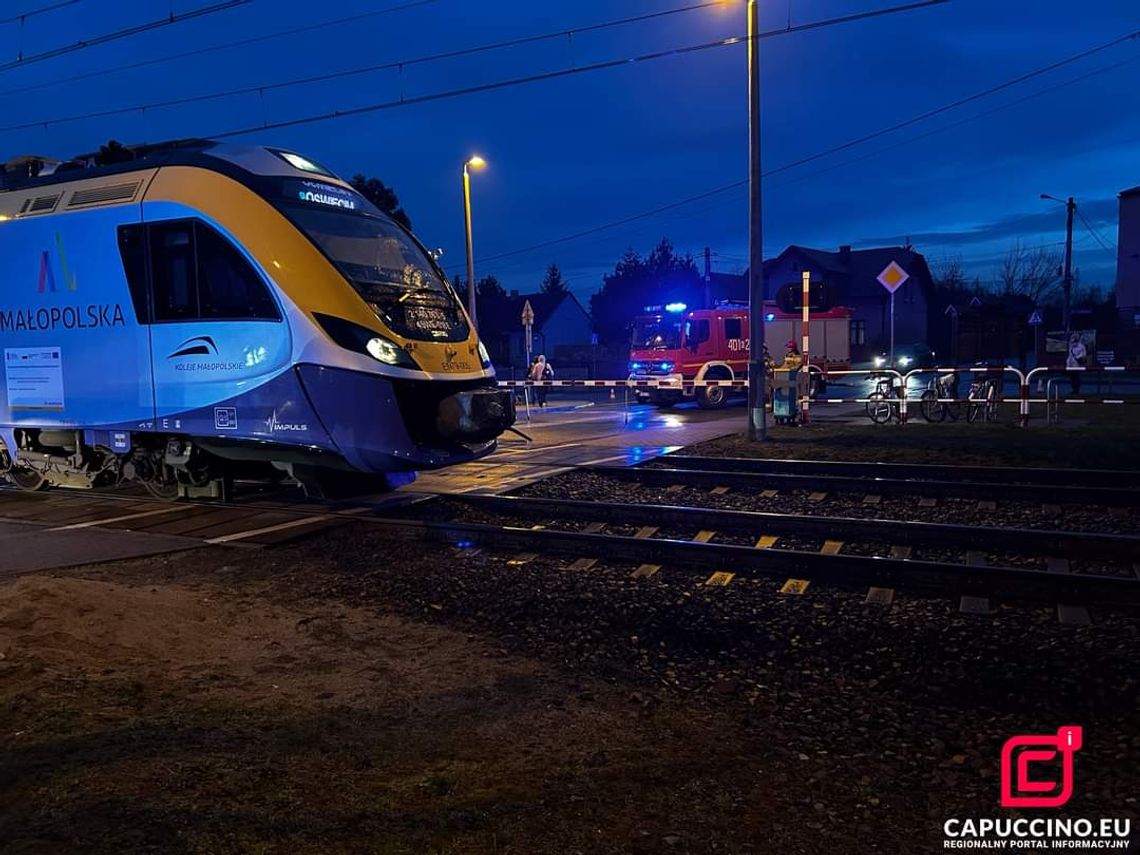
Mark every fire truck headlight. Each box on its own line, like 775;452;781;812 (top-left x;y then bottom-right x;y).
874;355;886;367
629;361;643;372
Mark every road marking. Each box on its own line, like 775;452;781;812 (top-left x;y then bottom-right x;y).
705;571;735;586
566;558;597;571
49;506;183;530
821;540;843;555
959;595;991;615
890;545;912;559
204;515;332;544
692;530;716;543
631;564;660;578
865;587;894;606
779;578;809;594
1057;604;1092;626
634;526;659;539
579;453;631;466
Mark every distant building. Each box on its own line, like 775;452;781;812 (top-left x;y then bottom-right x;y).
1117;185;1140;362
762;245;934;363
476;290;593;376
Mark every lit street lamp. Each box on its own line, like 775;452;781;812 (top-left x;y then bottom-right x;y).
463;154;487;331
1040;193;1076;333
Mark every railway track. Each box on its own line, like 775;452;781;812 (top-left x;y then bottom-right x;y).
3;455;1139;622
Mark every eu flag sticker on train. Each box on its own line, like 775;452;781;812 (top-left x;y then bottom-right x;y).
4;346;64;410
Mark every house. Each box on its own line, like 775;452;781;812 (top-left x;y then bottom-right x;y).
761;245;934;363
476;290;593;376
1116;185;1140;363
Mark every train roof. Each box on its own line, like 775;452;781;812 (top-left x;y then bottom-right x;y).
0;139;347;195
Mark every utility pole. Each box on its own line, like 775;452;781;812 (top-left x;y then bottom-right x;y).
1063;196;1075;333
704;246;712;308
746;0;767;441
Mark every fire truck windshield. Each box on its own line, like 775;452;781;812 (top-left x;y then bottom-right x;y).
632;319;681;350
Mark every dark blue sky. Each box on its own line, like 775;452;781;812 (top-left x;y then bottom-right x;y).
3;0;1137;304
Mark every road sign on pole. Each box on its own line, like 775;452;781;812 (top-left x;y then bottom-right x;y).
878;262;909;367
1028;309;1043;326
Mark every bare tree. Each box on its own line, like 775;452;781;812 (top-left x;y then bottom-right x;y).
932;255;968;294
995;242;1062;305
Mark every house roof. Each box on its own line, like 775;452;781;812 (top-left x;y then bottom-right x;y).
476;290;588;339
762;244;934;299
1121;185;1140;199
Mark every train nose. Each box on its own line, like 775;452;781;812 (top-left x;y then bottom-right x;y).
436;389;516;444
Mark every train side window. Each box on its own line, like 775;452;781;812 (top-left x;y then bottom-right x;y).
149;222;198;321
195;223;279;321
724;317;742;340
117;224;150;323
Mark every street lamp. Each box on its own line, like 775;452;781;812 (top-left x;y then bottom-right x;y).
1040;193;1076;333
463;154;487;330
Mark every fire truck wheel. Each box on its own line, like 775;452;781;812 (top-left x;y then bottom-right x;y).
697;384;729;409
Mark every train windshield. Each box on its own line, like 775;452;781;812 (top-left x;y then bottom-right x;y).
285;205;447;299
632;318;681;350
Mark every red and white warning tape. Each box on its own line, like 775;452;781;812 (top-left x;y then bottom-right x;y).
497;379;750;389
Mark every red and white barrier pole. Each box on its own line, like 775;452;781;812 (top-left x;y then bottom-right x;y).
801;270;810;425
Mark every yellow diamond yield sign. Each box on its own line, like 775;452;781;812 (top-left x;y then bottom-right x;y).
877;261;909;294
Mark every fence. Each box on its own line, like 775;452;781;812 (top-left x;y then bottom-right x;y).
497;365;1139;426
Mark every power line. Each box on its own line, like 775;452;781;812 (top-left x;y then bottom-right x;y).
0;1;730;132
1076;209;1117;259
0;0;438;99
0;1;79;25
470;27;1140;267
0;0;252;74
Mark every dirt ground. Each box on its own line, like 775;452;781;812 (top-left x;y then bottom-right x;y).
2;525;1139;854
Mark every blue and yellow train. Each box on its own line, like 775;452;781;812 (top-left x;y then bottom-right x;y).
0;140;513;498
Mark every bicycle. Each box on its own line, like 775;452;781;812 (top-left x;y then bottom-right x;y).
919;371;961;423
865;372;902;424
966;373;1002;423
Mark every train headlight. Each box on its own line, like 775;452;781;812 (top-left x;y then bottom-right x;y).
478;340;491;368
367;336;408;365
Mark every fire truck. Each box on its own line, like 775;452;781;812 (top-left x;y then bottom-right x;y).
628;301;853;408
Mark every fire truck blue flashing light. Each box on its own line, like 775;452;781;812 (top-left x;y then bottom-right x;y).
665;302;687;313
765;312;776;322
660;361;674;371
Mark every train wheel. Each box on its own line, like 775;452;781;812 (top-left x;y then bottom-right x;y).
9;466;48;491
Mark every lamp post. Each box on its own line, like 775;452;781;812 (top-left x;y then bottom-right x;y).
1040;193;1076;333
745;0;766;440
463;155;487;331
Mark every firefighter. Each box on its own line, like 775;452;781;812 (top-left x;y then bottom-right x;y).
782;339;802;370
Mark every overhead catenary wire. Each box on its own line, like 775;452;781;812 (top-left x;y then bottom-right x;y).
0;1;79;25
0;0;736;132
0;0;252;74
1;0;947;134
0;0;439;99
468;28;1140;268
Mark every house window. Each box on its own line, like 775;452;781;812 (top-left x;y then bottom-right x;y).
850;319;866;346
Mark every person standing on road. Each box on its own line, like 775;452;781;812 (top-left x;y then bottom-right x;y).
1066;333;1087;395
530;354;551;407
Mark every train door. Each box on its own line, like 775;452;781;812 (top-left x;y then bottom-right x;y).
139;215;292;438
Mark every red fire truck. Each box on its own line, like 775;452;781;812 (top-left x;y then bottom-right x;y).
628;301;853;408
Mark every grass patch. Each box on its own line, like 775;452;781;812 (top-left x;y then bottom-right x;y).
686;404;1140;469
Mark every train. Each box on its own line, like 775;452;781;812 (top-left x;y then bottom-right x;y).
0;139;514;499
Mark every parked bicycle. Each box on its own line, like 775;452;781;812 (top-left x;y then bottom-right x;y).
966;368;1002;424
919;370;961;423
865;372;903;424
